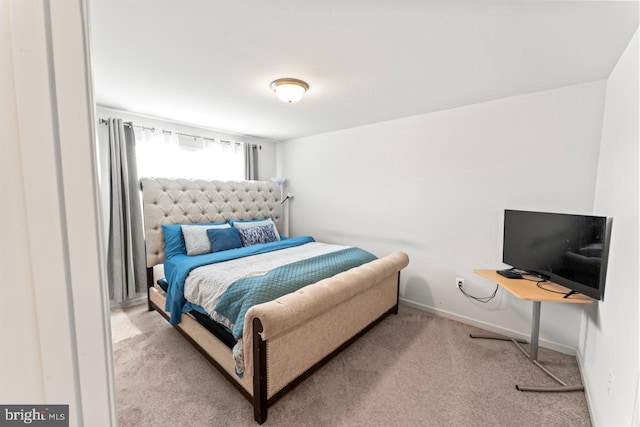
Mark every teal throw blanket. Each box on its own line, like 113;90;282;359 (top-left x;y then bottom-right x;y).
214;247;377;339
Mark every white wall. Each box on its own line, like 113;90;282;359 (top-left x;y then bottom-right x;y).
280;81;606;353
578;30;639;427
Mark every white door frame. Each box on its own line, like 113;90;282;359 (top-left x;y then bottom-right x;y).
8;0;116;425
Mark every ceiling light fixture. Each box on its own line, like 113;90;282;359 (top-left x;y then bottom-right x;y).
270;78;309;104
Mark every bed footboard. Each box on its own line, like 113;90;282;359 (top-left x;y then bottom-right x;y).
246;251;409;423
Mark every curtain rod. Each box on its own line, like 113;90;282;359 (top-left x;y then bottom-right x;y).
159;128;218;144
98;117;153;132
98;117;248;146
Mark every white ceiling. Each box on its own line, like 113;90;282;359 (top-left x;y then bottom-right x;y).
89;1;638;141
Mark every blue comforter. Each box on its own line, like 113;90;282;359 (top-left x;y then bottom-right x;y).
164;236;315;324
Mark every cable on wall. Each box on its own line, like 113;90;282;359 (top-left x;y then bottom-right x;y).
458;283;499;303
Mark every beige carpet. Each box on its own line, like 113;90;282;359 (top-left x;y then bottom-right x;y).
111;303;591;426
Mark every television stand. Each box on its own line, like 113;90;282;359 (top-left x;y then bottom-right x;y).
471;269;593;392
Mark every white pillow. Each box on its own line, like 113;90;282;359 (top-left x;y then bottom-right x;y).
232;218;281;241
182;223;230;256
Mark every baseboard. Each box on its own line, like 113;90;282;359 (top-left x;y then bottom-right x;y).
575;350;596;427
399;297;577;356
110;293;147;310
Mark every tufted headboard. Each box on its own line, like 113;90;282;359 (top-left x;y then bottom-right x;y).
140;177;282;267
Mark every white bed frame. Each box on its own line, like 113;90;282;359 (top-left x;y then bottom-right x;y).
140;177;409;423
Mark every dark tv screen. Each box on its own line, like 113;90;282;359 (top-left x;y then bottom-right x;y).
503;210;612;300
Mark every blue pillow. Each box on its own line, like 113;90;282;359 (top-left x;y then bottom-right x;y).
162;222;227;258
207;227;243;253
237;224;279;247
162;224;187;259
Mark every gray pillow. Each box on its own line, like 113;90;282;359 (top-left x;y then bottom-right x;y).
237;224;279;246
232;218;281;240
181;223;230;256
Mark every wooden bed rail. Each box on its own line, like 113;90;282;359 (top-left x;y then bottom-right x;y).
146;267;154;311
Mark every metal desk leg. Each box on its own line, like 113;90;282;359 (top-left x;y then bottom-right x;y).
470;300;583;393
529;301;540;361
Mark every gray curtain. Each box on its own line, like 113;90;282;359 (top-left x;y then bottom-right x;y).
107;118;146;303
245;143;260;180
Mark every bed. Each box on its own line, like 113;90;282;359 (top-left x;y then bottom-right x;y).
140;177;409;423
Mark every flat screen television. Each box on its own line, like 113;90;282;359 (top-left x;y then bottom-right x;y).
502;210;612;300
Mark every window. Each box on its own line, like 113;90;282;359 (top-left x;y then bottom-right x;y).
134;128;244;180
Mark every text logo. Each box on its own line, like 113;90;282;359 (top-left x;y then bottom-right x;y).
0;405;68;426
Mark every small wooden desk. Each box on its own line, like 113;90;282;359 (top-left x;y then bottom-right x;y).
473;269;593;392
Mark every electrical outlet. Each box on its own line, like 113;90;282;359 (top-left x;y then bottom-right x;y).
607;371;614;396
456;278;464;289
